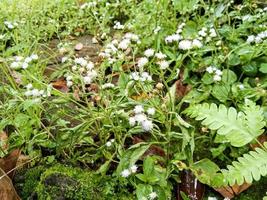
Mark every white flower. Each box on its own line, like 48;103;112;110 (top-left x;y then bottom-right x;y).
130;72;140;81
155;52;167;59
15;56;24;61
148;192;157;200
207;197;217;200
86;61;94;70
31;89;40;97
134;105;144;114
118;39;131;50
102;83;115;89
198;29;207;37
137;57;149;68
84;76;92;84
67;81;73;87
178;40;193;50
141;120;153;132
30;54;38;60
87;70;97;79
215;69;223;76
26;83;33;90
238;84;244;90
213;74;222;81
247;35;255;43
113;21;124;30
61;56;68;63
147;108;155;116
223;198;230;200
157;60;169;70
130;165;138;173
206;66;214;73
121;169;131;178
106;141;112;147
192;39;203;48
209;28;217;37
10;62;20;69
22;62;29;69
124;33;139;41
129;117;136;126
25;90;32;97
255;36;262;43
110;139;115;143
140;72;152;82
66;76;72;81
75;57;87;66
144;49;155;57
25;57;33;63
165;34;181;43
135;113;147;123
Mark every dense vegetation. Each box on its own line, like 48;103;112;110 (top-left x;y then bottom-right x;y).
0;0;267;199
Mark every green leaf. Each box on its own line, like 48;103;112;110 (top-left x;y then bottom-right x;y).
172;0;200;14
259;63;267;73
116;144;150;175
191;159;224;187
212;83;230;102
184;102;265;147
136;184;153;200
222;69;237;84
222;143;267;186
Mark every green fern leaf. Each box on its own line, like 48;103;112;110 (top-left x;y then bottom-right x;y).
184;103;265;147
222;143;267;186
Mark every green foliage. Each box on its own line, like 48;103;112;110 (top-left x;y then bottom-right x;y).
184;101;266;147
222;143;267;186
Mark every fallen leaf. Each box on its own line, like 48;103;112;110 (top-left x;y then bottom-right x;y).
52;79;69;93
0;168;21;200
0;132;8;150
0;149;21;179
175;80;191;98
214;182;251;199
75;43;84;51
250;134;267;150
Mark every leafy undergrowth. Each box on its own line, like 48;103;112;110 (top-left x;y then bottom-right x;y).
0;0;267;199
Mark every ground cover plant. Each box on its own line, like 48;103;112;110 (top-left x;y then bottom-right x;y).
0;0;267;199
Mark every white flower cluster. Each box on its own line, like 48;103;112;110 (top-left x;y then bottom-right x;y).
246;30;267;44
72;57;97;85
66;75;73;87
165;22;185;43
121;164;138;178
80;1;97;9
198;27;217;42
130;72;152;82
10;54;38;70
106;139;115;147
206;66;223;82
143;48;169;70
129;105;154;132
4;21;18;29
99;32;140;64
208;197;230;200
165;22;203;50
113;21;124;30
24;84;46;97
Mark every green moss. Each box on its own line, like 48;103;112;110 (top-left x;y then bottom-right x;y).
15;163;135;200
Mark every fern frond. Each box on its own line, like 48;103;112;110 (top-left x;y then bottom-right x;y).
222;143;267;186
184;103;265;147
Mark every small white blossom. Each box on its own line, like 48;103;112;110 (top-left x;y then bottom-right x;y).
130;165;138;173
213;74;222;81
215;69;223;76
238;84;244;90
155;52;167;60
134;113;147;123
157;60;169;70
154;26;161;34
147;108;155;116
141;120;153;132
30;54;38;60
209;28;217;37
22;62;29;69
208;197;217;200
106;141;112;147
25;57;33;63
84;76;92;84
148;192;157;200
130;72;140;81
192;39;203;48
165;34;181;43
121;169;131;178
137;57;149;68
102;83;115;89
134;105;144;114
144;49;155;57
178;40;193;50
26;84;33;90
86;61;94;70
10;62;20;69
129;117;136;126
206;66;214;73
118;39;131;50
